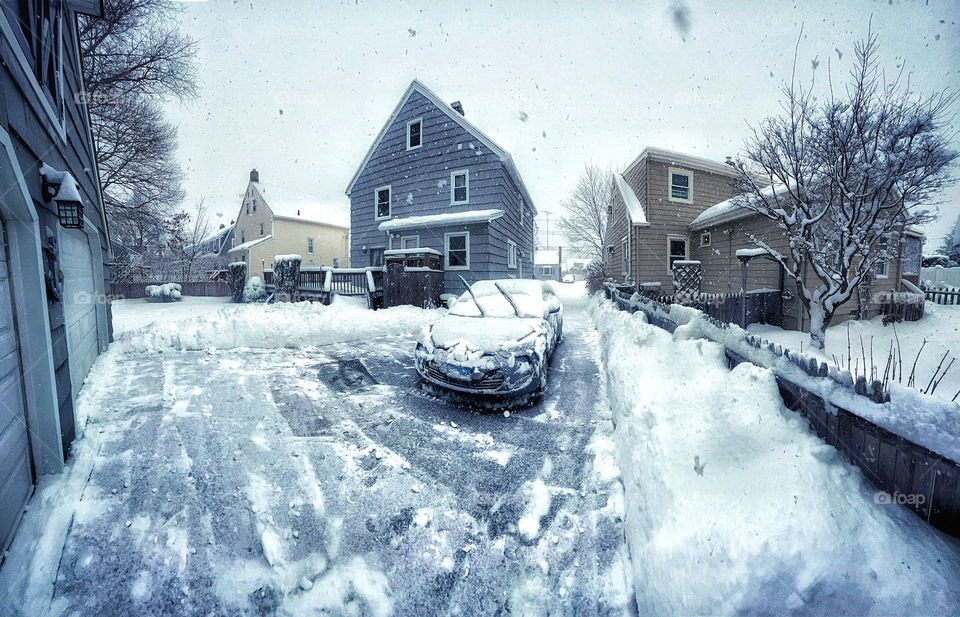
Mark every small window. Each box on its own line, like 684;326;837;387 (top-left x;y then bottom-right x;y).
669;168;692;203
259;223;264;236
451;171;469;205
375;186;391;219
246;202;250;215
621;236;630;276
508;240;517;268
241;230;245;244
401;235;419;249
370;247;385;267
308;238;314;254
253;199;257;211
875;259;889;278
700;232;711;247
407;118;422;150
333;257;340;268
667;236;689;272
445;232;470;270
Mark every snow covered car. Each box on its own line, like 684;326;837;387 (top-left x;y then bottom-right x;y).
415;279;563;401
562;274;575;283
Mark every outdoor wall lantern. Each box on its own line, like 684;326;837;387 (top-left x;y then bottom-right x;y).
361;245;368;254
39;163;85;230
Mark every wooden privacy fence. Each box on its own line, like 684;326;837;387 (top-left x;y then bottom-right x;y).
264;267;384;307
605;283;960;538
110;281;230;299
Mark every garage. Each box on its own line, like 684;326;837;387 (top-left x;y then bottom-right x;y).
0;223;33;551
60;228;100;398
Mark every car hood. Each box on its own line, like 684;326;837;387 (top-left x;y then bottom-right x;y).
426;315;544;355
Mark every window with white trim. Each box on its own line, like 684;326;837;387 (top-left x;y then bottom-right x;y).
445;232;470;270
875;258;889;278
668;167;692;203
700;232;711;247
451;171;469;205
667;235;689;272
401;235;419;249
307;238;314;253
508;240;517;268
621;236;630;276
375;186;391;219
407;118;422;150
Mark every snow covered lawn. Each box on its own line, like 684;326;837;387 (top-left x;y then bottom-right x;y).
591;297;960;616
111;295;233;336
1;292;634;616
749;302;960;402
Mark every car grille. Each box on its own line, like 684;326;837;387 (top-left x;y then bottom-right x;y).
424;363;505;391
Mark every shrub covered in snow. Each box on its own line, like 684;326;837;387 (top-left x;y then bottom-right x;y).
585;260;607;295
228;262;247;303
273;254;301;302
145;283;182;302
243;276;267;303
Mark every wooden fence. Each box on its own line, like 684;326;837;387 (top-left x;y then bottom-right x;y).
110;281;230;299
605;284;960;538
636;288;782;327
264;267;385;307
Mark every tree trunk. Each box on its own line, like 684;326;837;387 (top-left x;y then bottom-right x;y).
807;301;833;351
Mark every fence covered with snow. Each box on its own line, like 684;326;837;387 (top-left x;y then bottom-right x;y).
604;283;960;537
111;281;230;299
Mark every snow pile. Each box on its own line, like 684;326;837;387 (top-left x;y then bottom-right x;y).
145;283;182;302
590;297;960;616
546;280;587;308
114;301;445;353
243;276;267;302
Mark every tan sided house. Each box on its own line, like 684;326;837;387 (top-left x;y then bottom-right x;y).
603;147;923;331
229;169;350;279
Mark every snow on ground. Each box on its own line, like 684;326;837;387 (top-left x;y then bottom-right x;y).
546;280;588;308
111;295;233;336
590;296;960;616
749;302;960;402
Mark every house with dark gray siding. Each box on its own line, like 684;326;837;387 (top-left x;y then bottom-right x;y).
346;80;536;293
1;0;111;555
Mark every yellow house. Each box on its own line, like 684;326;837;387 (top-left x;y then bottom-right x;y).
228;169;350;279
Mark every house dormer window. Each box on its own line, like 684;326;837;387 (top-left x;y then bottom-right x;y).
451;170;469;205
407;118;422;150
375;186;391;219
668;168;692;203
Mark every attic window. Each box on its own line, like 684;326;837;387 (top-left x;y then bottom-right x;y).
451;170;469;204
407;118;422;150
375;185;391;219
669;167;692;203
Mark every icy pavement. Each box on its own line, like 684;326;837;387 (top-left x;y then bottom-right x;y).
0;295;634;616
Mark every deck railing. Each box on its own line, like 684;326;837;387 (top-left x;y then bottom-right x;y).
263;266;385;307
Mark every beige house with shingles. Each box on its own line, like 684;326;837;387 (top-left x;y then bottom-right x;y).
229;169;350;279
603;147;922;331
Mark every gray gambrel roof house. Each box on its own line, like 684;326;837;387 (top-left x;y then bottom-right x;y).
346;80;537;292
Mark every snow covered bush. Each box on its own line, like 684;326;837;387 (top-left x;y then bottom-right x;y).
227;262;247;303
145;283;182;302
273;254;301;302
585;260;607;295
243;276;267;303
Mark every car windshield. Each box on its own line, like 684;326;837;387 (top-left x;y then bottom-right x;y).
449;280;548;318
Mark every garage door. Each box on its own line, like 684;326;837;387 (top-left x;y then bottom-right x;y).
0;222;32;551
61;228;99;398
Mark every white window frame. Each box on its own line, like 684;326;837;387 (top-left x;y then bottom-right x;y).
666;235;690;273
450;170;470;205
668;167;693;204
507;240;517;269
406;117;423;150
401;235;419;249
875;258;889;279
621;236;630;277
444;231;470;270
374;185;392;220
307;237;314;254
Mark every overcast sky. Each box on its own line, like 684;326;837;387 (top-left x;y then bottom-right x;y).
166;0;960;251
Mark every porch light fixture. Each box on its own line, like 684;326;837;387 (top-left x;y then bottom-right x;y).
39;163;85;230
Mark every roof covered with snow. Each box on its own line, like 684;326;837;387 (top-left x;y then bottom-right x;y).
250;182;350;228
228;235;273;253
622;146;739;179
689;184;787;230
378;209;504;232
345;80;537;215
613;172;648;226
534;249;561;265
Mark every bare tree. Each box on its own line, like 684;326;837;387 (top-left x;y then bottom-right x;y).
79;0;197;258
558;165;612;261
729;31;957;349
165;199;213;282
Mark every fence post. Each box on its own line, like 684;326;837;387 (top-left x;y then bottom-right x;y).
740;258;748;328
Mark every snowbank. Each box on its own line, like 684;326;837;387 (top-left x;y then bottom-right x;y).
590;297;960;616
113;300;445;353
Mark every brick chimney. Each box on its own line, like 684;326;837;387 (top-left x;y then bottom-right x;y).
451;101;464;116
250;168;260;183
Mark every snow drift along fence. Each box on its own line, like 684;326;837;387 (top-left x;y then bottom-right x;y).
604;283;960;538
637;287;781;327
110;281;230;299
